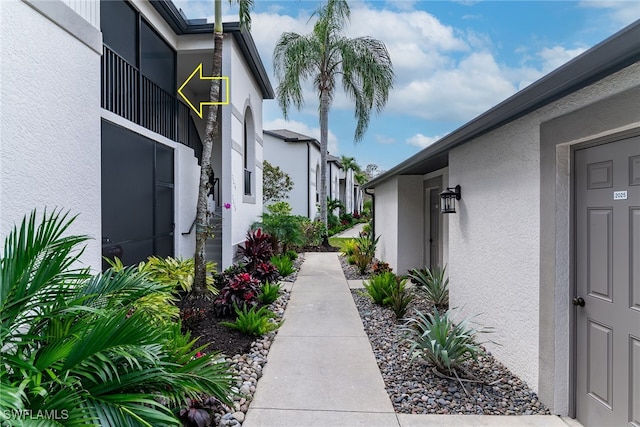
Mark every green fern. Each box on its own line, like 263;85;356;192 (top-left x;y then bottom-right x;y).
222;305;283;336
258;281;282;304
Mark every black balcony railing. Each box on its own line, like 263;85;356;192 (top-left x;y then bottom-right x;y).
101;45;202;158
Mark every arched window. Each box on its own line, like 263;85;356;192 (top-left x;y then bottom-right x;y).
243;107;255;198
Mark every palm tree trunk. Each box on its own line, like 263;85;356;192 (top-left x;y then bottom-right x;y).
194;2;224;293
319;90;329;234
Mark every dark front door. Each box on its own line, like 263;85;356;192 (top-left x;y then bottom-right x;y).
574;136;640;427
101;120;174;270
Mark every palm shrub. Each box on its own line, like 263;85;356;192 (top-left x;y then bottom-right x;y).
302;220;327;247
408;265;449;309
270;254;295;277
402;308;493;374
221;305;283;336
258;281;282;305
0;210;233;426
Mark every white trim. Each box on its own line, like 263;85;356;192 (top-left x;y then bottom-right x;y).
101;109;178;149
23;0;102;54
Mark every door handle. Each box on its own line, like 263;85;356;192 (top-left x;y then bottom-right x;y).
572;296;585;307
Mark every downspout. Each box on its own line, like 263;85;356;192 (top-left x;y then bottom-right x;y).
306;142;311;218
364;188;375;237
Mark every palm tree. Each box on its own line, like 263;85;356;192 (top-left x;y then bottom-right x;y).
194;0;253;292
340;155;361;173
273;0;393;232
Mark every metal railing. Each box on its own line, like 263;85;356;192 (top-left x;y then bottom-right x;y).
101;45;202;156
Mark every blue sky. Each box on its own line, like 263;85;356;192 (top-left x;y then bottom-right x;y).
173;0;639;171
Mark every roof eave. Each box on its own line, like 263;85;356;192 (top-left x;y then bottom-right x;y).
150;0;274;99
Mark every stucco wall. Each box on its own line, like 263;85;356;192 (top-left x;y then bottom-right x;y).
224;38;264;266
396;176;424;274
374;177;399;270
174;144;200;259
448;117;541;390
1;0;102;269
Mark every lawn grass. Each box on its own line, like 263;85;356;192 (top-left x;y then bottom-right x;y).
328;237;356;250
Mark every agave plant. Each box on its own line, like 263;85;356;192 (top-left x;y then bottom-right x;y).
0;209;233;426
408;265;449;309
402;308;494;375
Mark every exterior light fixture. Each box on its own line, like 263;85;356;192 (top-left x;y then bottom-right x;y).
440;185;461;214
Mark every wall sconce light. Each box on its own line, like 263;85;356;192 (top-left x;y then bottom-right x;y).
440;185;461;214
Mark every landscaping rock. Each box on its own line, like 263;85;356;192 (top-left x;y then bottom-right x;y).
351;290;550;416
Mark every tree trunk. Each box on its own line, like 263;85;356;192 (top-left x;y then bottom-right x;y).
319;90;329;230
193;27;224;294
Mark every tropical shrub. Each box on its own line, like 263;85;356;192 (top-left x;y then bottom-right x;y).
363;272;399;305
340;239;358;257
107;255;218;295
372;260;392;275
388;286;414;320
258;281;282;304
254;203;306;254
252;260;280;284
270;254;295;277
0;210;233;426
237;229;273;271
302;220;327;247
285;249;298;261
213;272;260;316
408;265;449;309
402;308;493;374
221;305;283;336
353;234;380;274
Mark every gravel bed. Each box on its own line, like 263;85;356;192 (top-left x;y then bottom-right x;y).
338;254;376;280
213;290;290;427
351;290;550;416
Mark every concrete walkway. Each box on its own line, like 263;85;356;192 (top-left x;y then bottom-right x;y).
243;253;580;427
333;222;364;238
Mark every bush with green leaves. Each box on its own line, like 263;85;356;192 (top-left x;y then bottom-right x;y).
107;255;218;295
221;304;283;336
258;281;282;304
285;249;298;261
302;220;327;247
270;254;295;277
253;203;306;254
408;265;449;309
363;271;399;305
0;210;233;426
402;308;494;374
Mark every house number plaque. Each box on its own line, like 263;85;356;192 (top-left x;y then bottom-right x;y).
613;191;628;200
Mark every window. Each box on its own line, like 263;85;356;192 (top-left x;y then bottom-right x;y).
243;107;255;200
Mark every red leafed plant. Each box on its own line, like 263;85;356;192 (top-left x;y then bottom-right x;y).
213;272;260;317
252;261;280;284
237;229;273;271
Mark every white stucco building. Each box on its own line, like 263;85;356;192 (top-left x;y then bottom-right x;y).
365;21;640;427
1;0;273;271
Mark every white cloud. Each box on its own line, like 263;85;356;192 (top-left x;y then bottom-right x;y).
538;46;588;73
406;133;441;148
579;1;640;27
375;135;397;145
263;118;340;155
